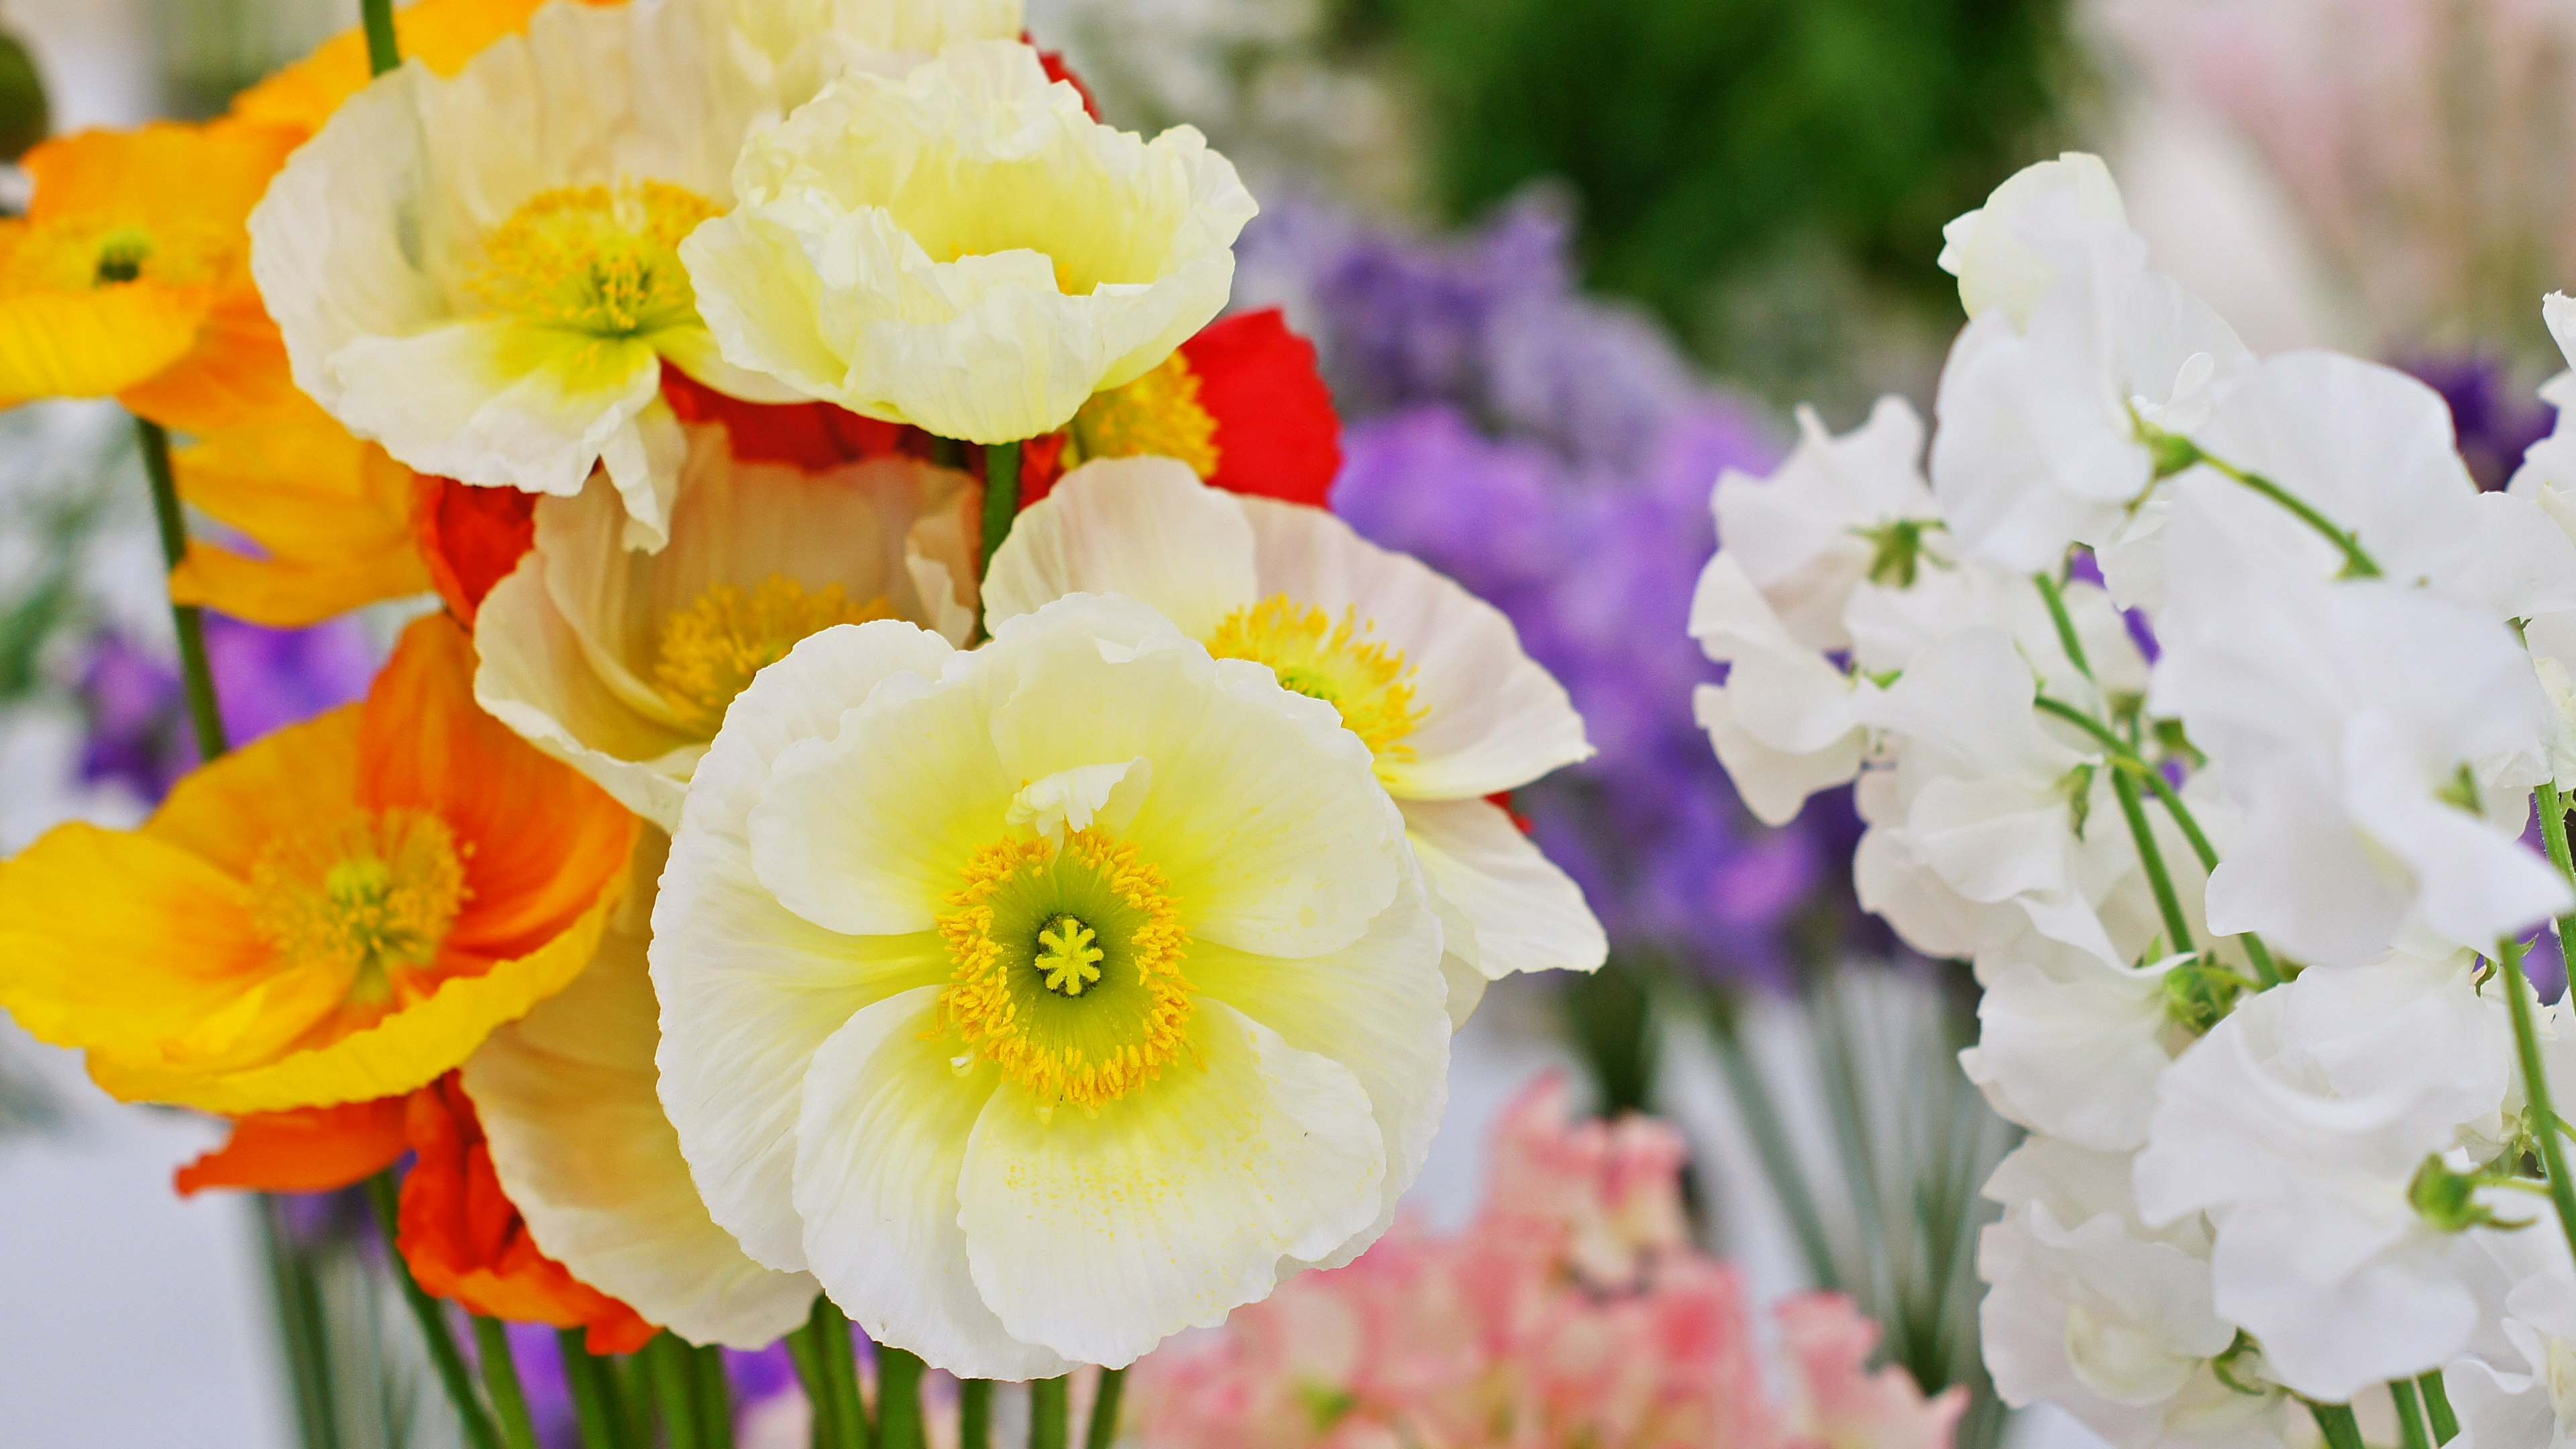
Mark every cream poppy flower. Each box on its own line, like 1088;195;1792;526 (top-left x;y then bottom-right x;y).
649;596;1449;1375
680;39;1257;445
463;829;820;1348
981;458;1603;1013
249;0;805;551
473;419;976;829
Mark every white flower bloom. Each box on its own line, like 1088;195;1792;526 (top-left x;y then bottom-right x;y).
682;40;1257;445
981;458;1603;999
1688;553;1874;827
2133;952;2514;1401
1963;943;2182;1155
2151;477;2571;967
649;596;1450;1375
250;0;819;551
464;830;819;1348
718;0;1025;102
1709;394;1940;653
1979;1136;2284;1449
474;422;975;829
1929;154;2250;575
2446;1205;2576;1449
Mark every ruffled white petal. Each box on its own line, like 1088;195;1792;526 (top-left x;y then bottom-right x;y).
465;835;820;1348
790;984;1070;1381
979;458;1259;639
1400;796;1604;981
652;621;959;1271
958;1002;1384;1367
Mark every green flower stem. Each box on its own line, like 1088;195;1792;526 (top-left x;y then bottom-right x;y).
977;441;1022;641
362;0;400;76
2308;1401;2366;1449
2108;769;2193;959
2390;1377;2434;1449
693;1342;735;1449
1028;1376;1069;1449
873;1346;924;1449
958;1381;993;1449
363;1172;502;1449
2419;1372;2460;1444
808;1296;869;1449
2534;783;2576;967
784;1318;847;1449
557;1330;634;1449
258;1196;341;1449
2033;694;2282;986
2498;933;2576;1265
2156;433;2384;580
473;1318;541;1449
2031;571;2094;682
645;1333;704;1449
134;417;227;759
1083;1368;1125;1449
1703;988;1841;1291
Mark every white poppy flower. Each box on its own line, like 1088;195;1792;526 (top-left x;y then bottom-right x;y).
717;0;1025;101
474;421;976;829
2151;478;2571;967
249;0;835;551
649;596;1450;1375
2133;952;2514;1401
980;458;1603;1002
464;829;819;1348
1927;154;2249;576
682;40;1257;445
1978;1136;2284;1449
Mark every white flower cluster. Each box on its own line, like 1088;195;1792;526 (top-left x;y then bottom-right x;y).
1695;153;2576;1446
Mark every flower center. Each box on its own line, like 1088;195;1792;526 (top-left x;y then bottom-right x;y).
246;810;469;1009
936;828;1192;1115
653;576;895;736
470;181;720;336
1062;352;1220;476
0;216;230;294
1206;594;1426;758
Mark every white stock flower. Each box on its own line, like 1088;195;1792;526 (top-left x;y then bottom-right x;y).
980;458;1603;1010
474;422;976;828
649;596;1450;1375
2133;953;2514;1401
1978;1136;2284;1449
250;0;809;552
682;40;1257;445
2151;477;2571;967
464;830;820;1348
1929;153;2250;575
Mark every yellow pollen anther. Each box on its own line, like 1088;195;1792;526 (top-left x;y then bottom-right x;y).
1062;351;1221;477
1207;594;1426;759
1034;915;1105;996
653;576;895;735
935;828;1192;1113
248;809;470;1006
470;181;720;336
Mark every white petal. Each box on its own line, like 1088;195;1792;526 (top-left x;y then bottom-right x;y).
1401;796;1604;981
1239;496;1591;798
790;984;1069;1381
979;457;1259;639
958;1002;1384;1366
328;321;665;499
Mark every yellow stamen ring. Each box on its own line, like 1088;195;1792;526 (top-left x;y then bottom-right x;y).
1063;350;1221;478
936;828;1191;1114
470;180;720;337
246;808;470;1006
1207;593;1427;759
653;575;895;736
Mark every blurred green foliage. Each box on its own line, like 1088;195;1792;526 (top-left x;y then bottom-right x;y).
1379;0;2082;379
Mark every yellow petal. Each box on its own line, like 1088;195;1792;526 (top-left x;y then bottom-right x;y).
0;282;207;404
119;282;305;432
168;540;433;628
166;399;431;625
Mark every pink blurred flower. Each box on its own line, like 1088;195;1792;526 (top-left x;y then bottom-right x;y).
1128;1072;1961;1449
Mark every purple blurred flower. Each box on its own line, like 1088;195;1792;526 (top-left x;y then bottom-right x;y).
1247;194;1854;984
78;612;378;803
2399;352;2555;492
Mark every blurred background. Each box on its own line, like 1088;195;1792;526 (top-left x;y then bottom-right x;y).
3;0;2568;1444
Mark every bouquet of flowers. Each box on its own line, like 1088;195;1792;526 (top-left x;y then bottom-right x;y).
0;1;1643;1442
1695;150;2576;1447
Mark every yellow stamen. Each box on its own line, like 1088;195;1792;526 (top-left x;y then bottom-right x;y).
1206;594;1426;759
470;181;720;336
0;216;231;294
1063;351;1221;477
936;828;1191;1113
653;576;895;735
246;809;470;1006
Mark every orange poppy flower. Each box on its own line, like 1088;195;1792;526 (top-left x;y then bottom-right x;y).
414;475;540;627
168;398;435;628
0;612;635;1115
398;1073;657;1353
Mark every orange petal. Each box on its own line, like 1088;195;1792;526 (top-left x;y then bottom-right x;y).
174;1096;411;1196
167;399;431;625
144;705;365;879
119;284;303;433
170;540;435;629
231;0;592;137
23;120;300;235
411;475;535;627
358;614;637;960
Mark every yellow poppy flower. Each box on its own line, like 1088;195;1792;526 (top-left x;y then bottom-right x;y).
0;614;637;1114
